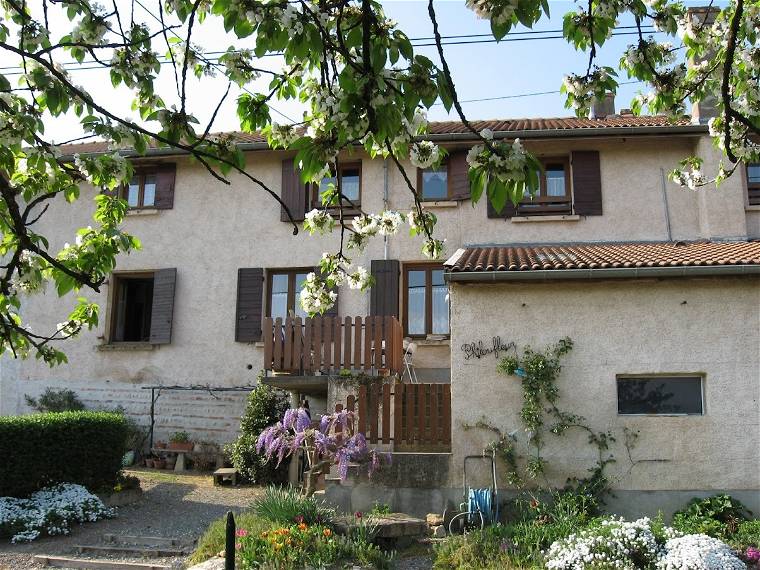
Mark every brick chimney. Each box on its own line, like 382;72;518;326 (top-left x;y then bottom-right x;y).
588;92;615;119
687;6;720;124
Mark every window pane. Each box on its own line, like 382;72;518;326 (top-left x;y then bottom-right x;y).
617;377;703;415
143;175;157;206
431;269;449;335
340;167;361;203
270;274;289;320
294;273;309;319
747;164;760;184
545;164;566;197
407;270;426;336
126;178;140;207
318;176;337;205
421;167;448;200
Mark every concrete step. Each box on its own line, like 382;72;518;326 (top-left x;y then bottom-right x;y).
102;534;194;548
33;555;172;570
74;545;188;557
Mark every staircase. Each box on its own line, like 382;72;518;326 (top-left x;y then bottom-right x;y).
34;534;195;570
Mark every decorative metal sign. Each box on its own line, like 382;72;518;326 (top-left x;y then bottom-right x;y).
461;336;516;360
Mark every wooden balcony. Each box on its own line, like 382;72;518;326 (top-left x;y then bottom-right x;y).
263;316;404;376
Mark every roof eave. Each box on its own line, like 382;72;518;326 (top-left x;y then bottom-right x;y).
445;264;760;283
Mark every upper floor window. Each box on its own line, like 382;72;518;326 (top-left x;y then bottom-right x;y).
520;157;571;215
418;163;449;201
315;163;361;208
617;375;704;415
404;264;449;338
123;171;157;208
267;269;310;320
747;163;760;206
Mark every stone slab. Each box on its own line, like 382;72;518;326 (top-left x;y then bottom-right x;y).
34;556;171;570
97;488;143;508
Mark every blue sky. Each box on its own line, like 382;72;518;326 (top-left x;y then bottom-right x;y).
31;0;721;142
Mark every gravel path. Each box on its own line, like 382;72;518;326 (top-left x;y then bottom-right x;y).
0;469;264;570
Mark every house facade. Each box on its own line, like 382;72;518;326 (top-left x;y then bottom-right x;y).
1;98;758;516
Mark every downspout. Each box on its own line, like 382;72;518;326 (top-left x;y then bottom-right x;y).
660;168;673;241
383;158;389;260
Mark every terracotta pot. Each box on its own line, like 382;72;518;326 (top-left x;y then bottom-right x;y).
145;458;154;468
168;442;194;452
155;441;167;449
154;459;167;470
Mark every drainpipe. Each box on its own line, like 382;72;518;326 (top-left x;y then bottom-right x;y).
660;168;673;241
383;158;389;260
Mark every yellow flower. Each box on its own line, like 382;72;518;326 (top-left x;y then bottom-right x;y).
274;542;283;550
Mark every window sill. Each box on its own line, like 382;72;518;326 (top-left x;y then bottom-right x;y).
421;200;458;208
745;205;760;212
125;208;160;217
406;337;450;346
98;343;155;352
511;214;580;223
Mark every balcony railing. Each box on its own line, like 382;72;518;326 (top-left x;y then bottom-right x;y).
517;196;572;215
263;316;404;376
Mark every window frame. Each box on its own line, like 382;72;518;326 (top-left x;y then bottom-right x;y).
615;374;705;416
312;162;362;210
122;169;159;209
746;162;760;206
109;271;155;344
417;161;451;202
266;268;313;319
402;263;449;339
518;156;572;215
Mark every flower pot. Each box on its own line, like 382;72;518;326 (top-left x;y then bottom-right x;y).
145;458;154;468
155;441;167;449
168;442;194;452
122;450;135;467
154;458;167;470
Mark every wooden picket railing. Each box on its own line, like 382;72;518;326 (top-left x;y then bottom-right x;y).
263;316;403;376
337;383;451;452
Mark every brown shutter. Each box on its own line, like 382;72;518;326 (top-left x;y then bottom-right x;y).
281;159;307;222
448;151;471;201
487;197;517;219
370;260;399;318
235;268;263;342
571;151;603;216
149;268;177;344
154;164;176;209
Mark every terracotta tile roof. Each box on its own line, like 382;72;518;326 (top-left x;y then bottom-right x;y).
446;241;760;273
427;115;692;135
57;115;697;156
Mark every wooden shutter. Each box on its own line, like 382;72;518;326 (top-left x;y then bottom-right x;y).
235;268;264;342
571;151;603;216
486;197;518;219
149;268;177;344
281;159;307;222
448;151;471;201
154;164;176;210
370;260;399;317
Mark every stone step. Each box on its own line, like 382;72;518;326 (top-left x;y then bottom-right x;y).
33;555;172;570
75;544;189;557
102;534;194;548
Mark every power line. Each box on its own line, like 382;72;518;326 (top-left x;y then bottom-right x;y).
430;80;644;106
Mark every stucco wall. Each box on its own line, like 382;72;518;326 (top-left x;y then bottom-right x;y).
1;132;755;444
448;276;760;500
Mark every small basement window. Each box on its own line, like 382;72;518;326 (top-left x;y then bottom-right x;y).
617;376;704;415
111;274;154;342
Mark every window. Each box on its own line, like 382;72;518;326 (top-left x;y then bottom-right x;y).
617;376;704;415
418;163;449;201
267;269;310;320
122;171;158;208
747;163;760;206
315;163;361;208
111;274;154;342
519;157;571;215
404;265;449;337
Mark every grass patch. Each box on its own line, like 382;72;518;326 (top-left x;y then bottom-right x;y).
188;511;271;565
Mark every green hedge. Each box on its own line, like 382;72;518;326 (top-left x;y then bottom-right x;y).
0;411;128;497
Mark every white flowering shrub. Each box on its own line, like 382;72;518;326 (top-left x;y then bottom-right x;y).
657;534;746;570
0;484;113;543
545;517;747;570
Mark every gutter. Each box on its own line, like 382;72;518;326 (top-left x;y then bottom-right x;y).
59;124;708;160
445;264;760;283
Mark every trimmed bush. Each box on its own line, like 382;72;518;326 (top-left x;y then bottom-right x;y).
0;411;128;497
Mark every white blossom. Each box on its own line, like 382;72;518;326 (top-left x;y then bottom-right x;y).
409;141;440;169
